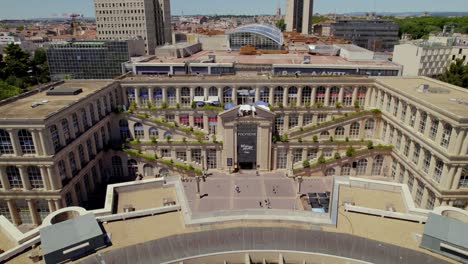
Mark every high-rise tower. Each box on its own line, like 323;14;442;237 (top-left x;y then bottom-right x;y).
285;0;314;34
94;0;172;55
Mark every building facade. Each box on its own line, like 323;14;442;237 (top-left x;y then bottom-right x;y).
285;0;314;35
393;42;468;76
330;20;399;52
0;76;467;227
46;40;145;80
94;0;172;55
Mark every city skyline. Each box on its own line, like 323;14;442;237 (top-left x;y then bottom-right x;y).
0;0;468;19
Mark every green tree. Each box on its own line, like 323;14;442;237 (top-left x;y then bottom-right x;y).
437;59;468;88
276;19;286;32
0;80;22;100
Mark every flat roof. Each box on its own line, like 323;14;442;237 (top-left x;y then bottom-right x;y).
423;213;468;249
375;77;468;118
144;50;399;68
0;80;114;120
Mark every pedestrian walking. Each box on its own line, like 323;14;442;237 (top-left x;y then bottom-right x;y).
259;201;263;207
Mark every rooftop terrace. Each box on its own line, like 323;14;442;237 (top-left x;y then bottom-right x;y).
0;80;114;120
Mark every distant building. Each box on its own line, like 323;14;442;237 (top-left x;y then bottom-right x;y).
285;0;314;35
46;40;145;80
0;32;21;46
393;39;468;76
94;0;172;55
329;20;399;52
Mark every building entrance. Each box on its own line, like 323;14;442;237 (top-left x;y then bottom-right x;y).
237;87;255;105
237;123;257;170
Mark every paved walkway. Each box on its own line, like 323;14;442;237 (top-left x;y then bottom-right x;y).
183;170;333;213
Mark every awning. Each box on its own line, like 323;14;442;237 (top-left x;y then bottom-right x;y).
224;103;236;110
254;101;268;107
208;96;220;104
194;96;205;102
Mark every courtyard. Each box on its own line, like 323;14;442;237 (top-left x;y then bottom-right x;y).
182;170;333;213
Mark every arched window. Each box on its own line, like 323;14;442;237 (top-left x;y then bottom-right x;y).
181;87;191;107
163;131;173;140
325;168;336;176
119;119;130;140
149;127;158;138
320;130;330;139
288;86;297;106
358;86;367;106
134;123;144;139
356;159;368;175
153;87;163;107
7;166;23;188
349;122;360;138
209;86;218;96
58;160;67;181
128;159;138;177
111;156;123;177
96;99;103;118
274;86;283;105
329;86;339;106
50;125;61;152
0;129;14;154
302;86;312;105
167;87;176;107
371;155;384;175
458;166;468;188
223;87;232;104
78;144;86;165
89;104;96;125
335;127;345;139
69;152;77;176
139;87;149;106
315;86;326;104
143;164;154;177
81;108;89;130
61;119;71;143
72;113;81;135
343;87;353;106
127;87;136;104
440;124;452;149
341;164;351;176
18;130;35;154
28;166;43;189
260;87;269;103
195;87;204;96
101;127;107;146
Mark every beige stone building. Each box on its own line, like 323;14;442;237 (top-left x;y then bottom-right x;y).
94;0;172;55
0;75;467;227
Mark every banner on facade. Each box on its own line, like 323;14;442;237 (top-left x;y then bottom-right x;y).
237;123;257;163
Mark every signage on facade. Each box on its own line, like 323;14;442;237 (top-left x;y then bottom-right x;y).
237;124;257;163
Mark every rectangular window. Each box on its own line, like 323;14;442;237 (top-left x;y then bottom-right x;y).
293;149;302;162
289;115;298;129
407;173;414;192
415;181;424;206
191;149;201;164
317;114;326;123
418;113;427;134
303;114;313;126
433;160;444;183
459;167;468;188
412;144;420;165
403;140;410;157
422;151;431;173
160;149;170;158
429;119;438;140
276;149;287;169
426;191;435;210
176;151;187;161
307;149;318;160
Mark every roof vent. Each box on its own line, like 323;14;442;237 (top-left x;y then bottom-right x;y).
417;84;450;94
46;88;83;96
31;99;49;108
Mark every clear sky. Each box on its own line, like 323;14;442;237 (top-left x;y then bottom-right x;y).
0;0;467;19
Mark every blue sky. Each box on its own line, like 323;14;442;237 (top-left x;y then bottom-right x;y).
0;0;467;19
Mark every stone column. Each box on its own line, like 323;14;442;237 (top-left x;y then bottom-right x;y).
451;167;463;190
450;128;465;155
311;87;317;105
203;115;209;133
189;87;195;104
461;131;468;155
6;200;20;225
420;188;429;209
338;86;344;103
298;114;304;127
296;87;303;107
351;87;358;105
365;87;372;107
440;166;455;190
269;87;274;106
203;87;208;100
283;115;289;133
176;87;181;105
134;87;141;106
255;87;260;102
162;87;168;104
79;180;88;202
47;199;56;213
38;129;50;156
27;200;40;226
232;86;237;103
0;166;10;190
47;165;62;190
7;129;21;156
324;86;331;107
39;166;51;190
54;199;63;210
17;166;31;190
30;130;42;156
148;87;154;104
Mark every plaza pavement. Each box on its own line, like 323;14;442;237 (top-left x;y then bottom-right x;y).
182;170;333;213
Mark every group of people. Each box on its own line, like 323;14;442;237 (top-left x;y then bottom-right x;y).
259;199;271;209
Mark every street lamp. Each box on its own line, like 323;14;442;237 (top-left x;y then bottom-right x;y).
297;176;303;195
195;175;201;198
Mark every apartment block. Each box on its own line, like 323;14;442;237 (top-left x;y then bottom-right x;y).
94;0;172;55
